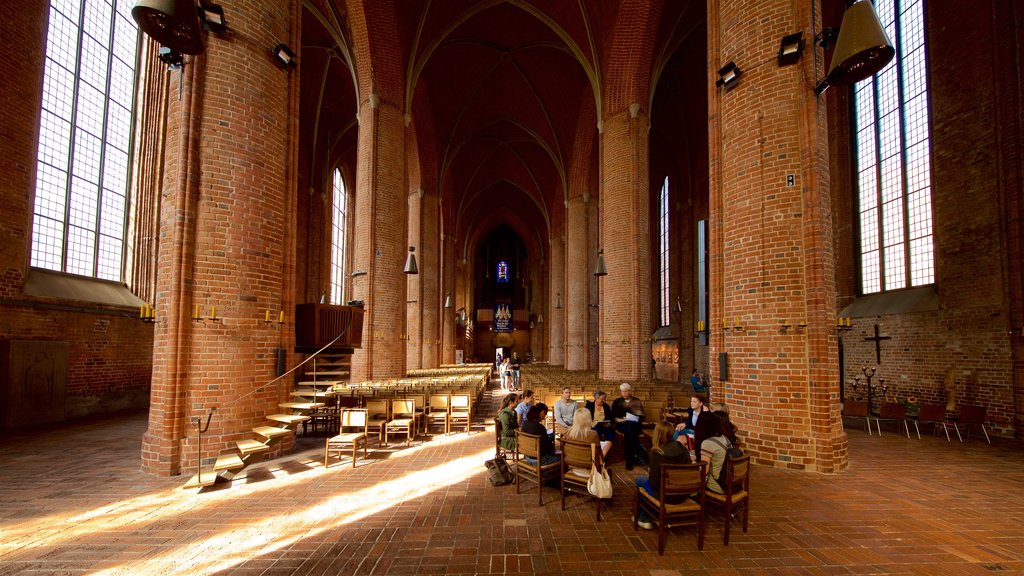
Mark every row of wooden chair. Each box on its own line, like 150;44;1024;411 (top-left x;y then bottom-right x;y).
842;401;991;442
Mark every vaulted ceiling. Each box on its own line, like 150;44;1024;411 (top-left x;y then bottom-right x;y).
298;0;706;271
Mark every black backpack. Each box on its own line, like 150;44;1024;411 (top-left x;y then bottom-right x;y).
708;436;743;490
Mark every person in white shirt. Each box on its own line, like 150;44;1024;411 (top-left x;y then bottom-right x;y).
553;386;577;436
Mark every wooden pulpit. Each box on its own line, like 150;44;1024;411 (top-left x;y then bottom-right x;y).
294;304;364;353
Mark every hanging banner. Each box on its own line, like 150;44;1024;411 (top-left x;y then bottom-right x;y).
494;303;513;332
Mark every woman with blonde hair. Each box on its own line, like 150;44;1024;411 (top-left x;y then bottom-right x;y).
566;407;611;458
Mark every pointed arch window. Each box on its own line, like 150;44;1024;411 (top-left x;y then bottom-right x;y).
330;168;348;304
31;0;139;280
658;176;670;327
855;0;933;294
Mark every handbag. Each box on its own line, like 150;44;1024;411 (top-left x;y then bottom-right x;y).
587;463;613;498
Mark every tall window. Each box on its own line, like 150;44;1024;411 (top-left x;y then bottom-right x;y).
658;177;670;326
329;168;348;304
31;0;139;280
855;0;933;294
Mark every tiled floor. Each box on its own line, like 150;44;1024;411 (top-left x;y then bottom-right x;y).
1;387;1023;576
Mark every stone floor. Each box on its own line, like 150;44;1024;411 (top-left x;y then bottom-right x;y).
1;388;1023;576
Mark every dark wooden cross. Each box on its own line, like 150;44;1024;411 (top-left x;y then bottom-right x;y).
864;323;892;364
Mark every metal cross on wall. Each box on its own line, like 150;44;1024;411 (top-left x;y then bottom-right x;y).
864;323;892;364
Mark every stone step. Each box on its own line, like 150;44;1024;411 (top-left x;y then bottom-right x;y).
267;413;310;425
234;438;271;457
305;370;350;377
214;453;245;472
183;468;218;489
253;426;293;441
278;402;325;411
290;390;336;398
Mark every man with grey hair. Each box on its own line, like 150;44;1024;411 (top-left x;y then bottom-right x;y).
612;382;646;470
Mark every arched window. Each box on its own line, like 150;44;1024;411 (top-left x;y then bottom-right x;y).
31;0;139;280
855;0;933;294
658;176;670;327
330;168;348;304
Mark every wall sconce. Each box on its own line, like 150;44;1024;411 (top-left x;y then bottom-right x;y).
723;317;743;331
675;297;683;313
444;292;453;309
456;308;466;323
198;2;226;32
139;304;156;322
715;62;741;90
529;321;535;329
555;292;562;309
694;320;707;336
273;43;297;68
780;319;793;332
814;0;895;95
402;246;418;274
837;316;853;331
594;248;608;276
536;314;543;324
777;31;804;66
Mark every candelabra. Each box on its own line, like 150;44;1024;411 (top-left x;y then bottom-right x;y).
850;366;886;412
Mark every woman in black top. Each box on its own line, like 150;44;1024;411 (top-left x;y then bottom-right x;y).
521;403;559;466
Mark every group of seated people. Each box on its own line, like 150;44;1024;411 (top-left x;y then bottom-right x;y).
496;383;741;527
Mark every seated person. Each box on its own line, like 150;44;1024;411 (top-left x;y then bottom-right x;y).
633;423;693;529
585;390;617;446
496;393;519;451
673;392;711;443
515;389;535;425
521;402;559;466
690;369;708;393
565;407;613;460
611;383;646;470
700;408;740;494
553;386;577;436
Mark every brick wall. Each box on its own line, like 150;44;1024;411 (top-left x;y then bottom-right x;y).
0;0;152;427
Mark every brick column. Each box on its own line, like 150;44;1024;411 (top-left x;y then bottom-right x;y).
708;0;845;472
548;236;565;365
142;0;300;475
599;105;652;382
419;193;441;368
350;95;407;381
441;233;455;364
406;189;423;370
565;195;589;370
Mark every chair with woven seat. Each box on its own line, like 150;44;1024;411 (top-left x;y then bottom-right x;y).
324;408;369;468
952;405;991;443
515;430;561;506
364;398;390;444
425;394;450;435
912;403;952;441
634;461;707;554
703;452;750;546
559;438;608;521
841;399;873;435
384;399;417;446
449;394;472;434
872;402;910;437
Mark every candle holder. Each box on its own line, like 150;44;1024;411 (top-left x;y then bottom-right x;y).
780;320;792;332
837;316;853;332
796;321;808;331
850;366;887;413
694;320;709;337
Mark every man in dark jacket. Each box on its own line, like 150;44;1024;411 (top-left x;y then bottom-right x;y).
611;382;645;470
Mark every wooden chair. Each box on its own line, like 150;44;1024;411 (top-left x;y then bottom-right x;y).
324;409;369;468
425;394;450;435
515;430;561;506
494;417;516;460
449;394;472;434
704;452;750;545
384;399;417;446
912;403;952;441
634;462;707;554
841;399;874;435
364;398;390;444
873;402;910;437
560;438;607;521
952;405;991;443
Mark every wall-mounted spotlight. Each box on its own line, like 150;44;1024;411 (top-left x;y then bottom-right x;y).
402;246;418;275
198;2;226;33
273;43;297;68
132;0;206;55
815;0;895;95
594;248;608;277
777;31;804;66
444;292;453;309
715;62;741;90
